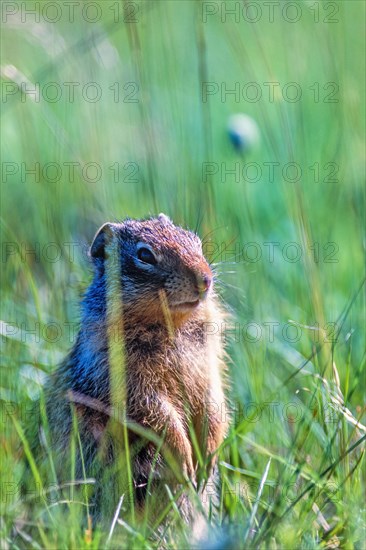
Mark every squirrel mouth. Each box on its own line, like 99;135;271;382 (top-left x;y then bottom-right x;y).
170;299;200;311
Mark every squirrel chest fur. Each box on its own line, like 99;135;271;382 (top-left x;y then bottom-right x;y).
46;214;227;513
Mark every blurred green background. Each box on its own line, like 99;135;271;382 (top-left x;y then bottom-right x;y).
1;1;365;547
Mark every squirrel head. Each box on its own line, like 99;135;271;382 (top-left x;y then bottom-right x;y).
89;214;213;326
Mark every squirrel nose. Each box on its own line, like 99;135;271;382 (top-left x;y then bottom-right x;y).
194;273;212;295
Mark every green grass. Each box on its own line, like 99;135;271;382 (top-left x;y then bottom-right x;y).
1;1;365;548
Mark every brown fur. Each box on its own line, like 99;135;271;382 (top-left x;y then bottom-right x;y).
123;296;227;479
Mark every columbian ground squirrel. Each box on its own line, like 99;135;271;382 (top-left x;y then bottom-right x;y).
44;214;228;521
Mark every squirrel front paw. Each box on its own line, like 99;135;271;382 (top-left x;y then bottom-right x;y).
183;454;195;480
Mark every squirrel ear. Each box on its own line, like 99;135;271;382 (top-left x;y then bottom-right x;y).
90;222;117;259
158;213;172;226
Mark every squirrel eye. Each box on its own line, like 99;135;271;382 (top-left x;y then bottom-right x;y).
137;246;157;265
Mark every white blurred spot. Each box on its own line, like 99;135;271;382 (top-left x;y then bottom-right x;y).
228;113;260;151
